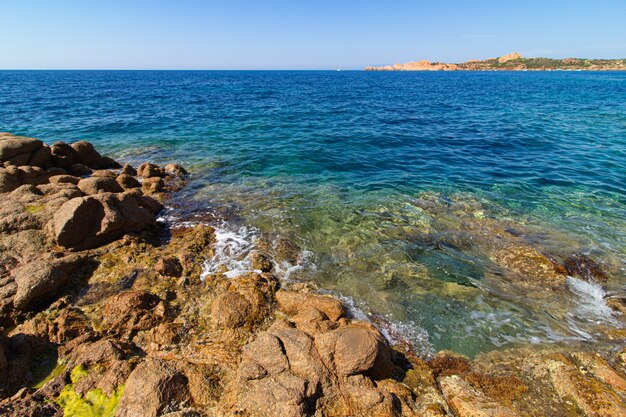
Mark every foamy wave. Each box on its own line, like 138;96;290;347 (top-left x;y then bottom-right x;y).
566;276;615;323
201;224;259;280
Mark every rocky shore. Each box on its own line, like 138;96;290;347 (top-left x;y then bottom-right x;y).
1;132;625;417
365;52;626;71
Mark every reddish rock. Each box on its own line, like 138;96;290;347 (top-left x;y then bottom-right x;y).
77;176;123;195
155;257;183;278
137;162;165;178
70;140;102;168
53;192;159;250
115;359;191;417
48;174;80;185
117;174;141;190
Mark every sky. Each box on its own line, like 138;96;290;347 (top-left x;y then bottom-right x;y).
1;0;625;70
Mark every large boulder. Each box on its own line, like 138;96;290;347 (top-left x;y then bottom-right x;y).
77;176;123;195
0;166;20;192
52;191;160;250
50;142;79;169
12;255;88;312
115;359;191;417
315;322;394;379
0;133;43;165
70;140;102;169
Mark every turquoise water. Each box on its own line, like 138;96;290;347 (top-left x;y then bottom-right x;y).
1;70;625;356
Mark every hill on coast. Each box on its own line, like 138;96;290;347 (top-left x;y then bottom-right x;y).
365;52;626;71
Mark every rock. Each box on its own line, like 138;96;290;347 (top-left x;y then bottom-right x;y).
28;145;51;168
275;290;345;321
17;166;48;186
155;257;183;278
0;133;43;163
142;176;165;194
240;333;289;380
164;163;188;177
53;192;158;250
103;291;165;335
498;52;523;63
46;167;66;176
117;174;141;190
236;372;308;417
12;255;88;311
100;155;121;169
249;251;273;272
49;175;80;185
440;375;520;417
70;140;102;168
115;359;190;417
315;322;394;378
563;254;608;283
211;291;251;329
77;176;123;195
137;162;165;178
91;169;117;178
50;142;79;169
491;245;566;291
68;163;91;176
0;166;20;192
63;338;127;367
121;164;137;176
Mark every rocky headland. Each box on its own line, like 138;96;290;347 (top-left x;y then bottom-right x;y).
0;132;625;416
365;52;626;71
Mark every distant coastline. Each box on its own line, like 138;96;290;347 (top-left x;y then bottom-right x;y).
365;52;626;71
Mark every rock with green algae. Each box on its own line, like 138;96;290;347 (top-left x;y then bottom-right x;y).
56;365;124;417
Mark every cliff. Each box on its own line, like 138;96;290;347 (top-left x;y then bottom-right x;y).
365;52;626;71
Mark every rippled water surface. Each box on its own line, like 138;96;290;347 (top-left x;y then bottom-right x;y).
1;70;625;356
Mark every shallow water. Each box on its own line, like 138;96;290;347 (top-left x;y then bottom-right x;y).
1;70;625;356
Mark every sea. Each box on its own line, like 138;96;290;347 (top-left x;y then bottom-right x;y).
1;70;624;357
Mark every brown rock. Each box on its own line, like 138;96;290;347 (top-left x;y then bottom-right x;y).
440;375;520;417
155;257;183;278
563;254;608;283
103;291;164;335
164;163;188;177
68;163;92;176
137;162;165;178
115;359;190;417
70;140;102;168
249;251;273;272
275;290;345;321
121;164;137;176
0;133;43;163
50;142;79;169
28;145;51;168
100;155;121;169
46;167;66;176
142;176;165;194
77;177;123;195
315;322;394;378
240;332;289;380
0;166;20;192
211;291;251;329
117;174;141;190
53;192;157;250
91;169;117;178
48;175;80;185
17;166;48;186
12;255;88;312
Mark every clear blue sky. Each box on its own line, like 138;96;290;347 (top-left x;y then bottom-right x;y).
1;0;625;69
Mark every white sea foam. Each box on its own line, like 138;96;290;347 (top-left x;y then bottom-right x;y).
566;276;614;323
201;224;259;280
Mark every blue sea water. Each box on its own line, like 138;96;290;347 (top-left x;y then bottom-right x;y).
1;70;625;356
